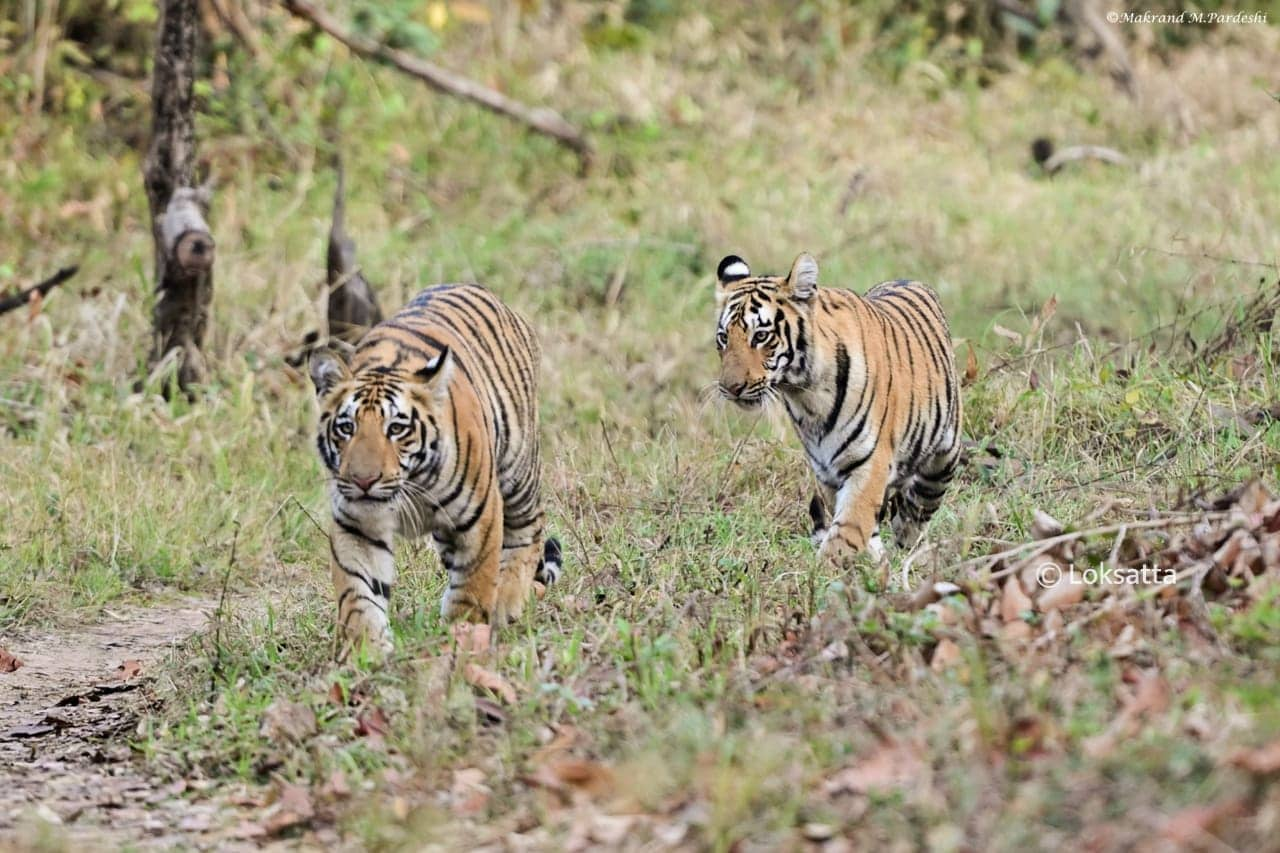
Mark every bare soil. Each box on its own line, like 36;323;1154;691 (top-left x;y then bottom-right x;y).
0;599;226;849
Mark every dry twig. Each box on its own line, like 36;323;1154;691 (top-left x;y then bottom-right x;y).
0;266;78;316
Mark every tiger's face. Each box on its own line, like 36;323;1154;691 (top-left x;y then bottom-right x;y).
309;347;453;504
714;253;819;407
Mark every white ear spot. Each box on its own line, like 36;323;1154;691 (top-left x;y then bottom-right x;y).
722;260;750;278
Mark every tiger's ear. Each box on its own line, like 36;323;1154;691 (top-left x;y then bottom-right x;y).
717;255;751;284
414;346;453;399
716;255;750;304
309;348;352;397
785;253;819;301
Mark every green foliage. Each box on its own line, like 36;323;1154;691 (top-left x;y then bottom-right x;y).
351;0;440;54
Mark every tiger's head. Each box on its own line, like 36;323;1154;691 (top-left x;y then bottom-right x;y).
713;252;818;407
309;347;454;504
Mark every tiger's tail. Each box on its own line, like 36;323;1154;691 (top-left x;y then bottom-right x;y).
535;536;563;586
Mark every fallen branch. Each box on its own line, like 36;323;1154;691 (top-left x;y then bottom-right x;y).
0;266;78;316
281;0;592;169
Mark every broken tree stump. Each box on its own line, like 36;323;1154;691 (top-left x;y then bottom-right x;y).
144;0;214;392
326;158;382;344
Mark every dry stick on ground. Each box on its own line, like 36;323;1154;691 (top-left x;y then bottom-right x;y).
0;265;78;316
144;0;215;393
326;156;383;344
947;511;1233;580
280;0;592;171
1043;144;1129;174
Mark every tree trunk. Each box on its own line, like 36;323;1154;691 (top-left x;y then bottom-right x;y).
144;0;214;393
326;157;382;344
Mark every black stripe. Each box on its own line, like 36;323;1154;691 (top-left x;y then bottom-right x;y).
823;343;850;435
334;517;391;553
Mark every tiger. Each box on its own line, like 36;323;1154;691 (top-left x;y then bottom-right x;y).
309;284;561;658
713;252;961;567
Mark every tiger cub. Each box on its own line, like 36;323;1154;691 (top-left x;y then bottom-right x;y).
713;253;961;566
309;284;561;658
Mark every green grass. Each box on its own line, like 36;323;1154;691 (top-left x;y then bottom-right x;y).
3;2;1280;848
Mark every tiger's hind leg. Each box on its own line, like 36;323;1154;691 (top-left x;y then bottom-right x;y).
493;497;551;623
494;531;540;623
536;537;563;586
439;485;503;624
808;491;831;548
890;444;960;548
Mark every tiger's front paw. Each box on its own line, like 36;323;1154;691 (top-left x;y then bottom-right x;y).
338;620;394;664
818;526;886;569
441;587;489;624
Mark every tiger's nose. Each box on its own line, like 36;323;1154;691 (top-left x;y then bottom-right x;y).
352;475;378;494
724;380;748;398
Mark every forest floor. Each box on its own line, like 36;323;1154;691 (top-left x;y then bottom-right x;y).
3;4;1280;850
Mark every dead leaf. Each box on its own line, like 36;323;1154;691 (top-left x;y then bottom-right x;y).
527;758;615;801
327;681;347;707
1029;294;1058;336
0;647;22;673
801;822;837;842
1230;740;1280;775
532;724;581;765
260;699;316;745
114;659;143;681
355;705;390;739
1000;620;1033;643
590;814;636;845
462;663;517;704
260;783;314;837
452;621;492;654
1037;576;1087;612
1160;799;1247;845
1000;578;1033;624
451;768;491;817
930;639;962;672
992;323;1023;346
1028;369;1040;391
322;769;350;800
824;739;924;796
1030;510;1064;540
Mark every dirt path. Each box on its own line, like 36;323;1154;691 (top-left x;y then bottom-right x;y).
0;598;228;849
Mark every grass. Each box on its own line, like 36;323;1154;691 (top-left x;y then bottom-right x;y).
3;2;1280;848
